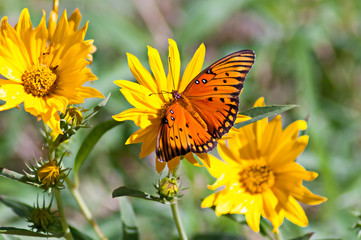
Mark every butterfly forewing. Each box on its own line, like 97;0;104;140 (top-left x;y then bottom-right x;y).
156;50;255;162
183;50;255;139
156;102;217;162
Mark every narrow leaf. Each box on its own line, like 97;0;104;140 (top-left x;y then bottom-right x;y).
69;226;94;240
73;119;123;183
112;186;162;203
290;233;314;240
235;105;297;128
119;197;140;240
0;196;33;218
0;227;61;238
84;94;111;123
0;168;27;183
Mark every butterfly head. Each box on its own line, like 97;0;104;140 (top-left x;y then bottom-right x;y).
171;90;182;100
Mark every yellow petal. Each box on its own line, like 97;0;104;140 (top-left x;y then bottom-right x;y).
184;152;202;167
41;107;62;135
283;197;309;227
203;154;227;179
244;194;262;232
272;188;308;227
253;97;265;107
68;9;82;32
234;114;252;124
48;7;58;40
167;157;181;172
262;190;284;230
293;185;327;205
113;108;154;128
46;95;68;113
270;135;309;167
0;17;30;76
179;43;205;93
167;39;181;91
126;53;158;95
195;153;210;167
114;80;162;110
139;131;158;158
261;115;282;156
218;140;241;165
51;10;69;45
147;45;168;99
201;193;217;208
155;157;166;173
0;83;25;110
282;120;307;141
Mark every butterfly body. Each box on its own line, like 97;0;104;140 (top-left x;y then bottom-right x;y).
156;50;255;162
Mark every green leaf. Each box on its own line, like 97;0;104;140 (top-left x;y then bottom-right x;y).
0;196;33;219
112;186;162;203
235;105;297;129
119;197;140;240
73;119;123;184
289;233;314;240
0;227;61;238
0;168;27;183
69;226;94;240
83;94;111;123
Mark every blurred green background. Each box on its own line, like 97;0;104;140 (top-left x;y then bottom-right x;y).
1;0;361;239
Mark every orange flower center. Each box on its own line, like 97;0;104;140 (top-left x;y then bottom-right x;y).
22;65;57;97
239;162;275;194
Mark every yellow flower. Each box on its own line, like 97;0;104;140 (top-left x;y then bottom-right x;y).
201;97;327;232
0;8;104;134
37;160;60;187
113;39;209;173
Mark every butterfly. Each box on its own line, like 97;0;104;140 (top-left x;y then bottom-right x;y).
156;50;255;162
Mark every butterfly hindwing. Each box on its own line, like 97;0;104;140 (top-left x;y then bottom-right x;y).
156;102;217;162
183;50;255;139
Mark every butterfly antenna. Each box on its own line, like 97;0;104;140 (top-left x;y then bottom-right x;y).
149;91;171;97
168;56;176;90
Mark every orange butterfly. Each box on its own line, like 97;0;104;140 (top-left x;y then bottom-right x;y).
156;50;255;162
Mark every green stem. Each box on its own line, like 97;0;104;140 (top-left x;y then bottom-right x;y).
170;202;188;240
274;231;281;240
54;189;74;240
65;177;108;240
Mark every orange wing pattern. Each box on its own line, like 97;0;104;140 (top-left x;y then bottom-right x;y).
183;50;255;139
156;50;255;162
156;102;217;162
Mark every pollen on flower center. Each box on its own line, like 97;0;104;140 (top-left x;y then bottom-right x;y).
22;65;57;97
239;162;275;194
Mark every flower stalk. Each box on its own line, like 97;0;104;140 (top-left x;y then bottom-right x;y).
54;189;73;240
65;177;108;240
170;201;188;240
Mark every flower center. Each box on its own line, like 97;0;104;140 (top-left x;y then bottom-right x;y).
239;162;275;194
22;65;57;97
37;161;60;187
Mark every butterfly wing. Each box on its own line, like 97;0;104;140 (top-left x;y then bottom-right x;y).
156;102;217;162
183;50;255;138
